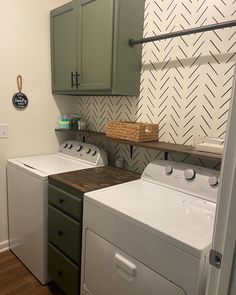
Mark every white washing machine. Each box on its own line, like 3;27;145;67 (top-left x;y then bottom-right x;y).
81;160;220;295
7;141;107;285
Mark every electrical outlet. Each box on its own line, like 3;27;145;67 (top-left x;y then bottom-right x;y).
0;124;8;138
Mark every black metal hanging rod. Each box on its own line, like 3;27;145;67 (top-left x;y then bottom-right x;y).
129;20;236;47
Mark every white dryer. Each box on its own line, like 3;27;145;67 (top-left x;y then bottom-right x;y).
7;141;107;285
81;160;219;295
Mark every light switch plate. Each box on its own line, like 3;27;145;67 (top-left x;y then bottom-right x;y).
0;124;8;138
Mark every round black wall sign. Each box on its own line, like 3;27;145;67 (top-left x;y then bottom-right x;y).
12;92;28;109
12;75;28;110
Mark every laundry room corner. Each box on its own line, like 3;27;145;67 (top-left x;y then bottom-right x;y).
0;0;236;294
0;0;76;247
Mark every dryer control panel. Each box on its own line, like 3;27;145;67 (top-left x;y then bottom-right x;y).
142;160;220;203
58;141;107;166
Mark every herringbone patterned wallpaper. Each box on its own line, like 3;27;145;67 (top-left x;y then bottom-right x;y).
77;0;236;173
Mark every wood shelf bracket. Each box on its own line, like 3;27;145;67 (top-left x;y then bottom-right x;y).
164;151;169;160
130;145;134;159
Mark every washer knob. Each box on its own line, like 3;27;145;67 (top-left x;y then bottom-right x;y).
165;166;173;175
68;144;73;149
209;176;218;187
86;148;91;154
77;145;83;152
91;150;97;156
184;169;195;180
63;143;68;148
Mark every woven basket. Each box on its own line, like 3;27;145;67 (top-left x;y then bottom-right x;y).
106;121;159;142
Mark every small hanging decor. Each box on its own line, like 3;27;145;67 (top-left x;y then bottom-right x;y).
12;75;28;109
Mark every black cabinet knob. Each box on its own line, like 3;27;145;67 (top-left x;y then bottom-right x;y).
57;270;63;277
59;198;64;204
57;230;64;236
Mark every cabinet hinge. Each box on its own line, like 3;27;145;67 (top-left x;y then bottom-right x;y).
210;249;222;269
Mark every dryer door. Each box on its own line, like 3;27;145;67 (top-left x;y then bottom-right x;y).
82;229;185;295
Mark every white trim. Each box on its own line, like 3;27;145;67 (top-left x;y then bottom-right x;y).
207;66;236;294
0;240;9;253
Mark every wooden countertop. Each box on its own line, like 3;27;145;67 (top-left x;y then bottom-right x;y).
48;166;140;196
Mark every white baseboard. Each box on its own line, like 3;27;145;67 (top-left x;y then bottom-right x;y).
0;240;9;253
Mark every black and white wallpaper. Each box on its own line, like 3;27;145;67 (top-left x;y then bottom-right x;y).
77;0;236;173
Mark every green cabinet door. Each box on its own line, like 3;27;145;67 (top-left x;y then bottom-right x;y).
78;0;114;91
51;1;77;91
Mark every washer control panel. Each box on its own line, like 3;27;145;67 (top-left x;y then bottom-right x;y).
142;160;220;203
59;141;107;166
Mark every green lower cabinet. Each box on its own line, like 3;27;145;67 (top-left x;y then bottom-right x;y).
48;243;79;295
48;184;83;295
50;0;145;96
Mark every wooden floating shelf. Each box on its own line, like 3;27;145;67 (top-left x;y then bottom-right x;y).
55;129;106;138
55;129;222;161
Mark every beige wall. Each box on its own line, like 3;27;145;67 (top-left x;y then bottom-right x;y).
0;0;76;245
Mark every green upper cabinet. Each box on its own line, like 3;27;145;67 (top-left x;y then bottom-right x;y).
51;1;77;91
50;0;145;96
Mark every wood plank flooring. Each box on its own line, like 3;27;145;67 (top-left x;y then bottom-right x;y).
0;250;65;295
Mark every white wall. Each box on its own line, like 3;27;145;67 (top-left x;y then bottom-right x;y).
0;0;76;246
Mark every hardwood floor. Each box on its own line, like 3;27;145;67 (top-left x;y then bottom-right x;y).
0;250;65;295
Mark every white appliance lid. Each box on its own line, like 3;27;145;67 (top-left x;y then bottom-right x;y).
8;154;93;179
85;179;216;258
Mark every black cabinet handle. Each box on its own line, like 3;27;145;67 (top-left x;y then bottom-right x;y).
58;198;64;204
57;270;63;277
57;230;64;236
71;72;75;88
75;71;81;87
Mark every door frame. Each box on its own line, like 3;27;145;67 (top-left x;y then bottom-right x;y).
207;65;236;294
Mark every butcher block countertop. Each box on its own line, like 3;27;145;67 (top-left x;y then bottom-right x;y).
48;166;140;197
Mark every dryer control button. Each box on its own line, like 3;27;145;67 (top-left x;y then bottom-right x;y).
68;144;73;149
184;169;195;180
209;176;218;187
165;166;173;175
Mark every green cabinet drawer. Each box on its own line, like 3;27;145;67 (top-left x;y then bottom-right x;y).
48;206;81;264
48;243;79;295
48;184;83;222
